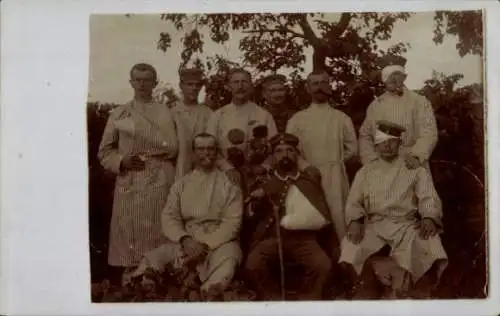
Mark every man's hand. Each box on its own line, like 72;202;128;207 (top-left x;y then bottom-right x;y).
225;168;242;186
181;237;209;263
121;155;146;171
346;220;365;245
419;218;438;239
404;155;421;170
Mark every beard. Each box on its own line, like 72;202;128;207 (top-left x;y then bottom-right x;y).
278;157;296;172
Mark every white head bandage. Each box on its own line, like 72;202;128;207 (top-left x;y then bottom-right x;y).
374;129;400;145
381;65;406;83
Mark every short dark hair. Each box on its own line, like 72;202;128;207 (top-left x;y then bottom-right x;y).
192;132;218;150
130;63;158;81
228;68;252;82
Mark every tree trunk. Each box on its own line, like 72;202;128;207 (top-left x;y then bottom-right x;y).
312;47;327;72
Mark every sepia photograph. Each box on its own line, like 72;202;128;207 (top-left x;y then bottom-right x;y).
86;10;486;303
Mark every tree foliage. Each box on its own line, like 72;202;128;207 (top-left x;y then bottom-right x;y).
418;71;484;176
433;10;483;57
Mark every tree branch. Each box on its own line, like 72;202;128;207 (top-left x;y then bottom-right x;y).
242;28;305;39
328;12;352;39
296;14;321;47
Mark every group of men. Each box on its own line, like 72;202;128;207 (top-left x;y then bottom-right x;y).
97;56;448;301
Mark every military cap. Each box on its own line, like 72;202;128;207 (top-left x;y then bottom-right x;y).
269;133;299;150
227;128;246;145
376;120;406;137
260;74;287;89
179;68;205;82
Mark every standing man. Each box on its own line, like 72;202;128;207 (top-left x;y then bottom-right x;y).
98;63;186;282
358;56;438;168
206;68;278;169
259;74;288;132
170;68;213;175
286;71;358;241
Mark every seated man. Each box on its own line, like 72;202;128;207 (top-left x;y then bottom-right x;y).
338;120;448;299
244;133;335;301
127;132;243;300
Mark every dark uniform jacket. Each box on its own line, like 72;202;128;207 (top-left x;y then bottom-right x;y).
249;166;340;258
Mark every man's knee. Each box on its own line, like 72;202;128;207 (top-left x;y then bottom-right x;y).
202;258;239;292
307;251;332;276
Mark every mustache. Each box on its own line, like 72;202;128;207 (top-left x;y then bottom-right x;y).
312;88;331;95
